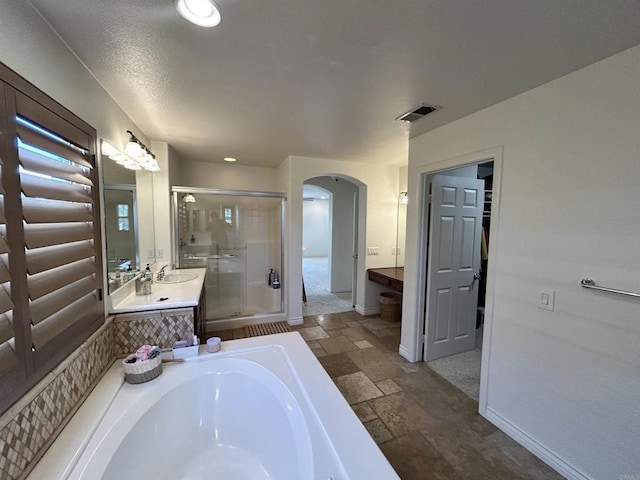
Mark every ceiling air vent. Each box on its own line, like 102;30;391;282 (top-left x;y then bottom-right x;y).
396;104;440;123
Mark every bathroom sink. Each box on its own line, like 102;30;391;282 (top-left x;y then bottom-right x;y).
156;272;198;284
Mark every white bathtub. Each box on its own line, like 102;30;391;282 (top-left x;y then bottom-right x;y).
30;333;399;480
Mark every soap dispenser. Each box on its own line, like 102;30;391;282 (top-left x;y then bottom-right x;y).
144;263;153;281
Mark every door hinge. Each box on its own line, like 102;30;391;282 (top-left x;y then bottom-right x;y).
427;194;433;204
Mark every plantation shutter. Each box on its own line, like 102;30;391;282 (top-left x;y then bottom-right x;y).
0;64;103;414
16;113;101;352
0;81;19;392
0;122;17;378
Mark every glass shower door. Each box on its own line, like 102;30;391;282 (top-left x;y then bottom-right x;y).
173;190;283;321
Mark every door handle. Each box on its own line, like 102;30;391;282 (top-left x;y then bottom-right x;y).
473;272;481;280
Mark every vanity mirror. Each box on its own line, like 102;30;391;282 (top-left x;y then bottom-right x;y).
102;148;156;294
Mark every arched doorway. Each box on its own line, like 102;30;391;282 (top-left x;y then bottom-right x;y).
302;175;360;316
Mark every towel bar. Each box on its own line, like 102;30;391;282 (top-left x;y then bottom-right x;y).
580;278;640;298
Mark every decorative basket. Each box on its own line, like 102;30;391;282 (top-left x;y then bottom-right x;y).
122;354;162;384
379;292;402;322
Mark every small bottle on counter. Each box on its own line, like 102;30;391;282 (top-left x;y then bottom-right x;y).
144;263;153;281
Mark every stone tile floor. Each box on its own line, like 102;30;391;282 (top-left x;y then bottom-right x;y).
215;312;564;479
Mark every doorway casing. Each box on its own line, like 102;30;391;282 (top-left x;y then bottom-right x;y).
399;146;503;415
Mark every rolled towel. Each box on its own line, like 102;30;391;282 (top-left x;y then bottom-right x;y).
136;344;154;361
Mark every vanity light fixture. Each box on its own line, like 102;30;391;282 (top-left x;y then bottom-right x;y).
400;192;408;205
101;132;160;172
176;0;221;27
183;193;196;203
223;157;237;163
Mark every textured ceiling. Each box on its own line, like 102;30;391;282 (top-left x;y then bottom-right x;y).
29;0;640;167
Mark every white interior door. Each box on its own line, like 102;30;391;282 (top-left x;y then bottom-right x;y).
424;174;484;362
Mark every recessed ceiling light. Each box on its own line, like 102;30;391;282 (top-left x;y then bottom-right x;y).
224;157;237;162
175;0;221;27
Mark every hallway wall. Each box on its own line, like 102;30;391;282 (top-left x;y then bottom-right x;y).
302;199;330;257
402;44;640;479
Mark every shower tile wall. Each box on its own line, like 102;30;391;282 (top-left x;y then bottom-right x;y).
0;321;114;480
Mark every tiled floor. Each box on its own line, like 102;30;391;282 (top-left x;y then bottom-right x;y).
215;312;564;480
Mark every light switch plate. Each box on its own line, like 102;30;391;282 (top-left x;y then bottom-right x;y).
537;288;555;311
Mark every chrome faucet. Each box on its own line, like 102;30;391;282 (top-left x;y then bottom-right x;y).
157;263;175;281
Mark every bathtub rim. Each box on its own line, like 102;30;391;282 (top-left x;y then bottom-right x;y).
28;332;400;480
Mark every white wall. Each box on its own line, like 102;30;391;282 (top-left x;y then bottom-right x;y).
177;159;280;192
281;156;400;323
150;142;173;265
302;200;330;257
0;3;148;150
396;166;408;267
402;45;640;479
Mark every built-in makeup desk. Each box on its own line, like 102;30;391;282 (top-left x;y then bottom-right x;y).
367;267;404;292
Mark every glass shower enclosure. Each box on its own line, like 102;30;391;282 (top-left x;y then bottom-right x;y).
172;188;284;322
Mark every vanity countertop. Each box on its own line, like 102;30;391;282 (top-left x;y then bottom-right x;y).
110;268;206;314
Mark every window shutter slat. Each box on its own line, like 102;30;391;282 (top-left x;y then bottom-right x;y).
16;124;91;168
0;235;8;255
0;341;17;378
18;147;93;186
25;240;94;275
22;197;92;223
0;286;13;317
0;261;10;285
31;293;98;349
0;313;13;344
30;275;95;325
24;223;93;249
27;258;95;301
20;173;93;204
15;95;92;151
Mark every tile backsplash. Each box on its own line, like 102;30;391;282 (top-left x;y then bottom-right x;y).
0;320;114;480
113;307;194;357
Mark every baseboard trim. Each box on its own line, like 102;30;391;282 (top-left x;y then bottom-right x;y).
287;316;303;326
356;305;380;316
398;344;413;362
484;408;590;480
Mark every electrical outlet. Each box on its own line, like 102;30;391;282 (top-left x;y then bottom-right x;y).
148;249;155;258
156;248;163;258
367;247;379;256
